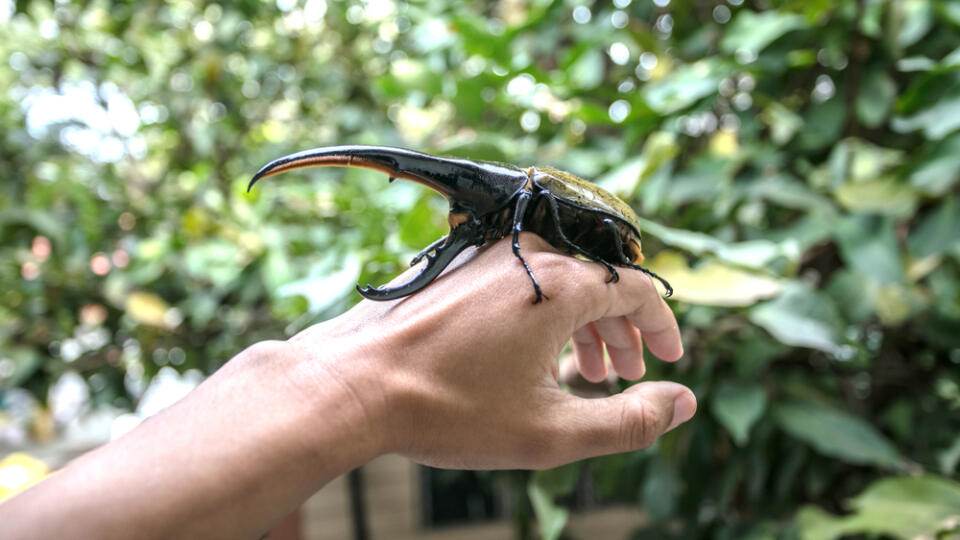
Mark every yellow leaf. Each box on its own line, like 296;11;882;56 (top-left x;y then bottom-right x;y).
0;453;50;502
835;178;917;216
709;128;739;156
125;292;175;329
646;251;783;307
262;120;284;142
907;253;942;282
873;283;912;326
180;206;212;238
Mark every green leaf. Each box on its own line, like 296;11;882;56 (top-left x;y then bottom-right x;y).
762;103;804;145
744;174;837;214
939;435;960;475
595;132;678;197
642;60;722;115
834;216;904;284
825;269;877;324
774;399;904;469
276;255;361;314
530;462;580;497
891;0;933;49
398;195;446;249
0;347;42;390
909;133;960;195
856;67;896;128
642;457;678;521
637;218;799;270
908;196;960;258
183;240;246;290
529;464;579;540
826;138;904;188
711;382;767;446
567;47;604;90
892;95;960;139
945;1;960;26
528;485;567;540
595;156;645;197
749;283;843;354
721;10;807;58
796;476;960;539
796;98;845;151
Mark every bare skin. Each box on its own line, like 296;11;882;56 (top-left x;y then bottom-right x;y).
0;234;695;539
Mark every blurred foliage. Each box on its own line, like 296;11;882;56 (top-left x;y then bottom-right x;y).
1;0;960;538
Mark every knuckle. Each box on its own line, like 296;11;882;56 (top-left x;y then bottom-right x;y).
619;399;661;451
536;253;600;289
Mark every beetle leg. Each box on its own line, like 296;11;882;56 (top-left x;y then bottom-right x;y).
511;191;548;304
623;262;673;297
602;219;674;297
357;226;482;301
410;235;448;266
542;195;619;283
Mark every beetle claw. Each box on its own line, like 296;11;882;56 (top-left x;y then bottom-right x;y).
604;266;620;284
531;289;549;304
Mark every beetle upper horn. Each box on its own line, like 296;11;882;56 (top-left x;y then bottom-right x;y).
248;145;529;216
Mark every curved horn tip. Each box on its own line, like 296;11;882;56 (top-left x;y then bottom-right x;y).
247;165;274;192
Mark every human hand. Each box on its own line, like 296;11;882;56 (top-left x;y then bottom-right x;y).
0;234;694;539
289;233;695;470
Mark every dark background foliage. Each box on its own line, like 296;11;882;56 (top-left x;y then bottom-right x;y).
1;0;959;538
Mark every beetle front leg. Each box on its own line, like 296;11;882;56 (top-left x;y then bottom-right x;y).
511;191;548;304
410;235;448;266
357;226;482;301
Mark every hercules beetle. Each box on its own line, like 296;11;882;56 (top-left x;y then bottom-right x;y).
248;145;672;304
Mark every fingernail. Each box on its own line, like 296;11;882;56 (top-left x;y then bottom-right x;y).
667;390;697;431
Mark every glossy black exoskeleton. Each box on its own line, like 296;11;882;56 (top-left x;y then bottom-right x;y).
249;145;672;303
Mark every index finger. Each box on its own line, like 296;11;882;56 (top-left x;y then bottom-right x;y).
623;274;682;362
578;269;683;363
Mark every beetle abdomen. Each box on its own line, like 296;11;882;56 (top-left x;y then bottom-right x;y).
524;196;644;265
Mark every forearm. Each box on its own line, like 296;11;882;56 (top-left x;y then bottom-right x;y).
0;340;381;540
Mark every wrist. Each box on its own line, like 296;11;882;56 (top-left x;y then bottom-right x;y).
280;335;392;464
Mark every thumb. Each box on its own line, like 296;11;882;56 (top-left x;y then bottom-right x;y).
551;382;697;461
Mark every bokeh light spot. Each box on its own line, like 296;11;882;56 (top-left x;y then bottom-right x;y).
608;100;630;123
90;253;111;276
572;6;591;24
21;262;39;281
32;236;51;261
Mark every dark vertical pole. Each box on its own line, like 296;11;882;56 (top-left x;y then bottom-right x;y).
348;467;369;540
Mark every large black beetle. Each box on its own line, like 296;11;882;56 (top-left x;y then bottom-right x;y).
248;145;672;303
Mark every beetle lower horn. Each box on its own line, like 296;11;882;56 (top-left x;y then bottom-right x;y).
248;145;528;216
